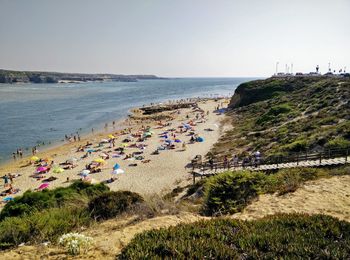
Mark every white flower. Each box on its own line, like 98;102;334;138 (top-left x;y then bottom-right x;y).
58;233;93;255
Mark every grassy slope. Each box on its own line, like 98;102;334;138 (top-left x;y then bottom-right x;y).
212;76;350;158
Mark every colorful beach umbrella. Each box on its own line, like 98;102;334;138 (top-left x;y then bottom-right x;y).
197;137;204;142
81;169;90;175
53;167;64;173
93;158;106;164
30;156;40;162
174;139;182;143
36;166;48;173
113;163;120;170
38;183;49;190
3;197;13;202
108;134;116;139
112;169;125;175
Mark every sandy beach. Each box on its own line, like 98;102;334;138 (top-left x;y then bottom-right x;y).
0;98;229;201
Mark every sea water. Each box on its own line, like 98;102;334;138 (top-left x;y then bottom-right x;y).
0;77;258;164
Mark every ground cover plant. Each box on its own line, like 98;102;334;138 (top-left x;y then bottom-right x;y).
191;166;349;216
0;182;145;249
119;213;350;259
212;77;350;158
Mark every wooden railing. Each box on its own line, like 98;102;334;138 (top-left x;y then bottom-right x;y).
191;147;349;184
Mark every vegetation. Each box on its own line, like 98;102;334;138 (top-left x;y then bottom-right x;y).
0;69;160;84
0;182;146;249
213;76;350;157
119;214;350;259
0;181;109;220
199;166;349;216
88;191;144;220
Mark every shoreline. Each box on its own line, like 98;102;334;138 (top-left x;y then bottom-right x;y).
0;97;230;200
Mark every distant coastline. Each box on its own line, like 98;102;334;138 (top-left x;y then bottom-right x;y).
0;68;166;84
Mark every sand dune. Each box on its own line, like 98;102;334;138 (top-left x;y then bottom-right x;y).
233;175;350;222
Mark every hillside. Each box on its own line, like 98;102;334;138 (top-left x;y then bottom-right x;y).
213;76;350;158
0;69;162;84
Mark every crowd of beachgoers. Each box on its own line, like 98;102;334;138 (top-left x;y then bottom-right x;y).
0;98;229;203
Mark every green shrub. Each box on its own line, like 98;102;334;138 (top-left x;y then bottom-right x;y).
0;181;109;220
119;214;350;259
203;171;267;215
326;137;350;149
0;207;90;248
88;191;144;220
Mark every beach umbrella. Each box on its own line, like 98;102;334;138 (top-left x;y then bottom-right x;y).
36;166;48;173
143;132;152;137
113;163;120;170
38;183;49;190
108;134;116;139
30;156;40;162
53;167;64;173
175;139;182;143
121;143;128;147
197;137;204;142
112;169;125;175
81;169;90;175
3;197;13;202
93;158;106;164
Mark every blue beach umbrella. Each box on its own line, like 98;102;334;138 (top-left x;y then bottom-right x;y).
113;163;120;170
197;137;204;142
3;197;13;202
175;139;182;143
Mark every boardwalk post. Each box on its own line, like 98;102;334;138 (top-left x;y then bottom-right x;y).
319;153;322;164
296;153;299;166
193;172;196;185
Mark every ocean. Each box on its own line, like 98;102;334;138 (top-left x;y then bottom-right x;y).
0;77;257;164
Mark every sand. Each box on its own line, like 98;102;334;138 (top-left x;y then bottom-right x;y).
0;99;229;200
232;174;350;222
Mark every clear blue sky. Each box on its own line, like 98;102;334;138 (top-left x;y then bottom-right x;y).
0;0;349;77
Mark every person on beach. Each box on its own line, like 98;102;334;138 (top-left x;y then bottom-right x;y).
12;153;16;160
2;175;9;187
18;149;23;158
223;155;229;169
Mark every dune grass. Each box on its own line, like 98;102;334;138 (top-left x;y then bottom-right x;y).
119;213;350;259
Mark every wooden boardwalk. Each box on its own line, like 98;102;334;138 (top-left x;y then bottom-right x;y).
193;157;348;176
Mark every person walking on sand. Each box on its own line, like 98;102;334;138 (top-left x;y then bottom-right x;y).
2;175;9;187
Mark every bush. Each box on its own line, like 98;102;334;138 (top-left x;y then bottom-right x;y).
326;137;350;149
119;214;350;259
0;182;109;220
0;207;91;248
88;191;144;220
203;171;267;215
